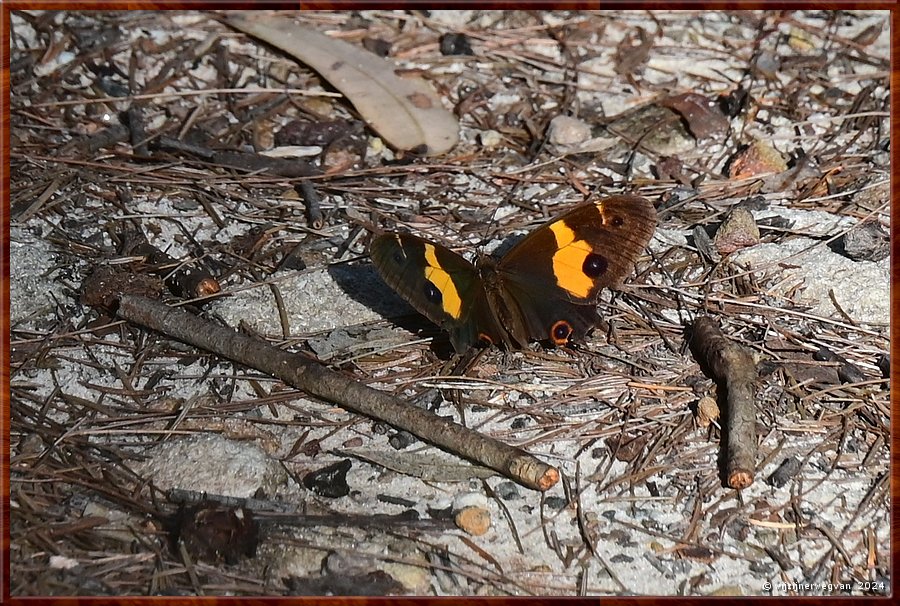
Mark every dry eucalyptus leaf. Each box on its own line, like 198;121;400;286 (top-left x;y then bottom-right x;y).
614;26;652;75
605;104;696;156
227;13;459;156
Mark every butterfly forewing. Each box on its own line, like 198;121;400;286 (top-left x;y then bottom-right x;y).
496;195;656;344
499;196;657;302
370;233;496;350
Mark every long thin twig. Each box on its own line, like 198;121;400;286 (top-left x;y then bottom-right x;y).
115;294;559;491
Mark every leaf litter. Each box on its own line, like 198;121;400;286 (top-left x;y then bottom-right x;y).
7;10;889;597
226;12;459;156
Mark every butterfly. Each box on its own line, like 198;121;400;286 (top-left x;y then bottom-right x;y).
370;195;657;352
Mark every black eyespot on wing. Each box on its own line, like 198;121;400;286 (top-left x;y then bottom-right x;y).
391;249;406;265
424;281;442;304
551;320;573;345
612;215;624;227
583;253;608;278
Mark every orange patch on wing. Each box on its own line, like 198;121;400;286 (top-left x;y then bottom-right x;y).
549;221;594;298
423;243;463;318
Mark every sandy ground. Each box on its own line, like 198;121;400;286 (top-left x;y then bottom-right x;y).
8;10;890;596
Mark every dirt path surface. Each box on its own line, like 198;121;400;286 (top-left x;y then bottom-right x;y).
7;10;889;596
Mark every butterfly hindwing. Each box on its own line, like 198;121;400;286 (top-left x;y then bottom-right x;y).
495;278;602;346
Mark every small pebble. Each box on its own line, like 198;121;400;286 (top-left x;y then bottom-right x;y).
543;495;568;510
840;222;889;262
479;129;502;148
454;506;491;536
547;115;591;148
714;207;760;254
17;433;45;456
510;417;529;430
727;140;786;179
439;32;474;56
767;457;801;488
362;37;391;57
752;50;780;79
493;481;521;500
389;430;417;450
303;460;351;498
322;550;369;576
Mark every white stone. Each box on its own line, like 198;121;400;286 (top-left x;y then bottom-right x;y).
732;237;888;325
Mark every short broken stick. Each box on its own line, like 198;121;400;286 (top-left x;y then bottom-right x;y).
689;316;758;489
116;295;558;491
297;181;324;230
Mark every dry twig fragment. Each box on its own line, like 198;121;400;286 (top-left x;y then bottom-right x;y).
226;13;459;156
689;317;758;489
296;181;324;229
120;234;221;300
114;295;558;491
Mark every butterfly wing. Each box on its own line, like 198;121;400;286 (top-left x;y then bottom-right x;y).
491;279;604;346
370;232;501;352
497;195;656;344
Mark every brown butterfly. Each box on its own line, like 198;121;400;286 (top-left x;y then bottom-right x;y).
370;195;656;352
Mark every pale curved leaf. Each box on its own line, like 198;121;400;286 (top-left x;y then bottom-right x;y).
227;13;459;156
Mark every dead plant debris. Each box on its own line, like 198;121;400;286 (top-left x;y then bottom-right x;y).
8;10;889;597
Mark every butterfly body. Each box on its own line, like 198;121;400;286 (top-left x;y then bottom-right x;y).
370;195;657;352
